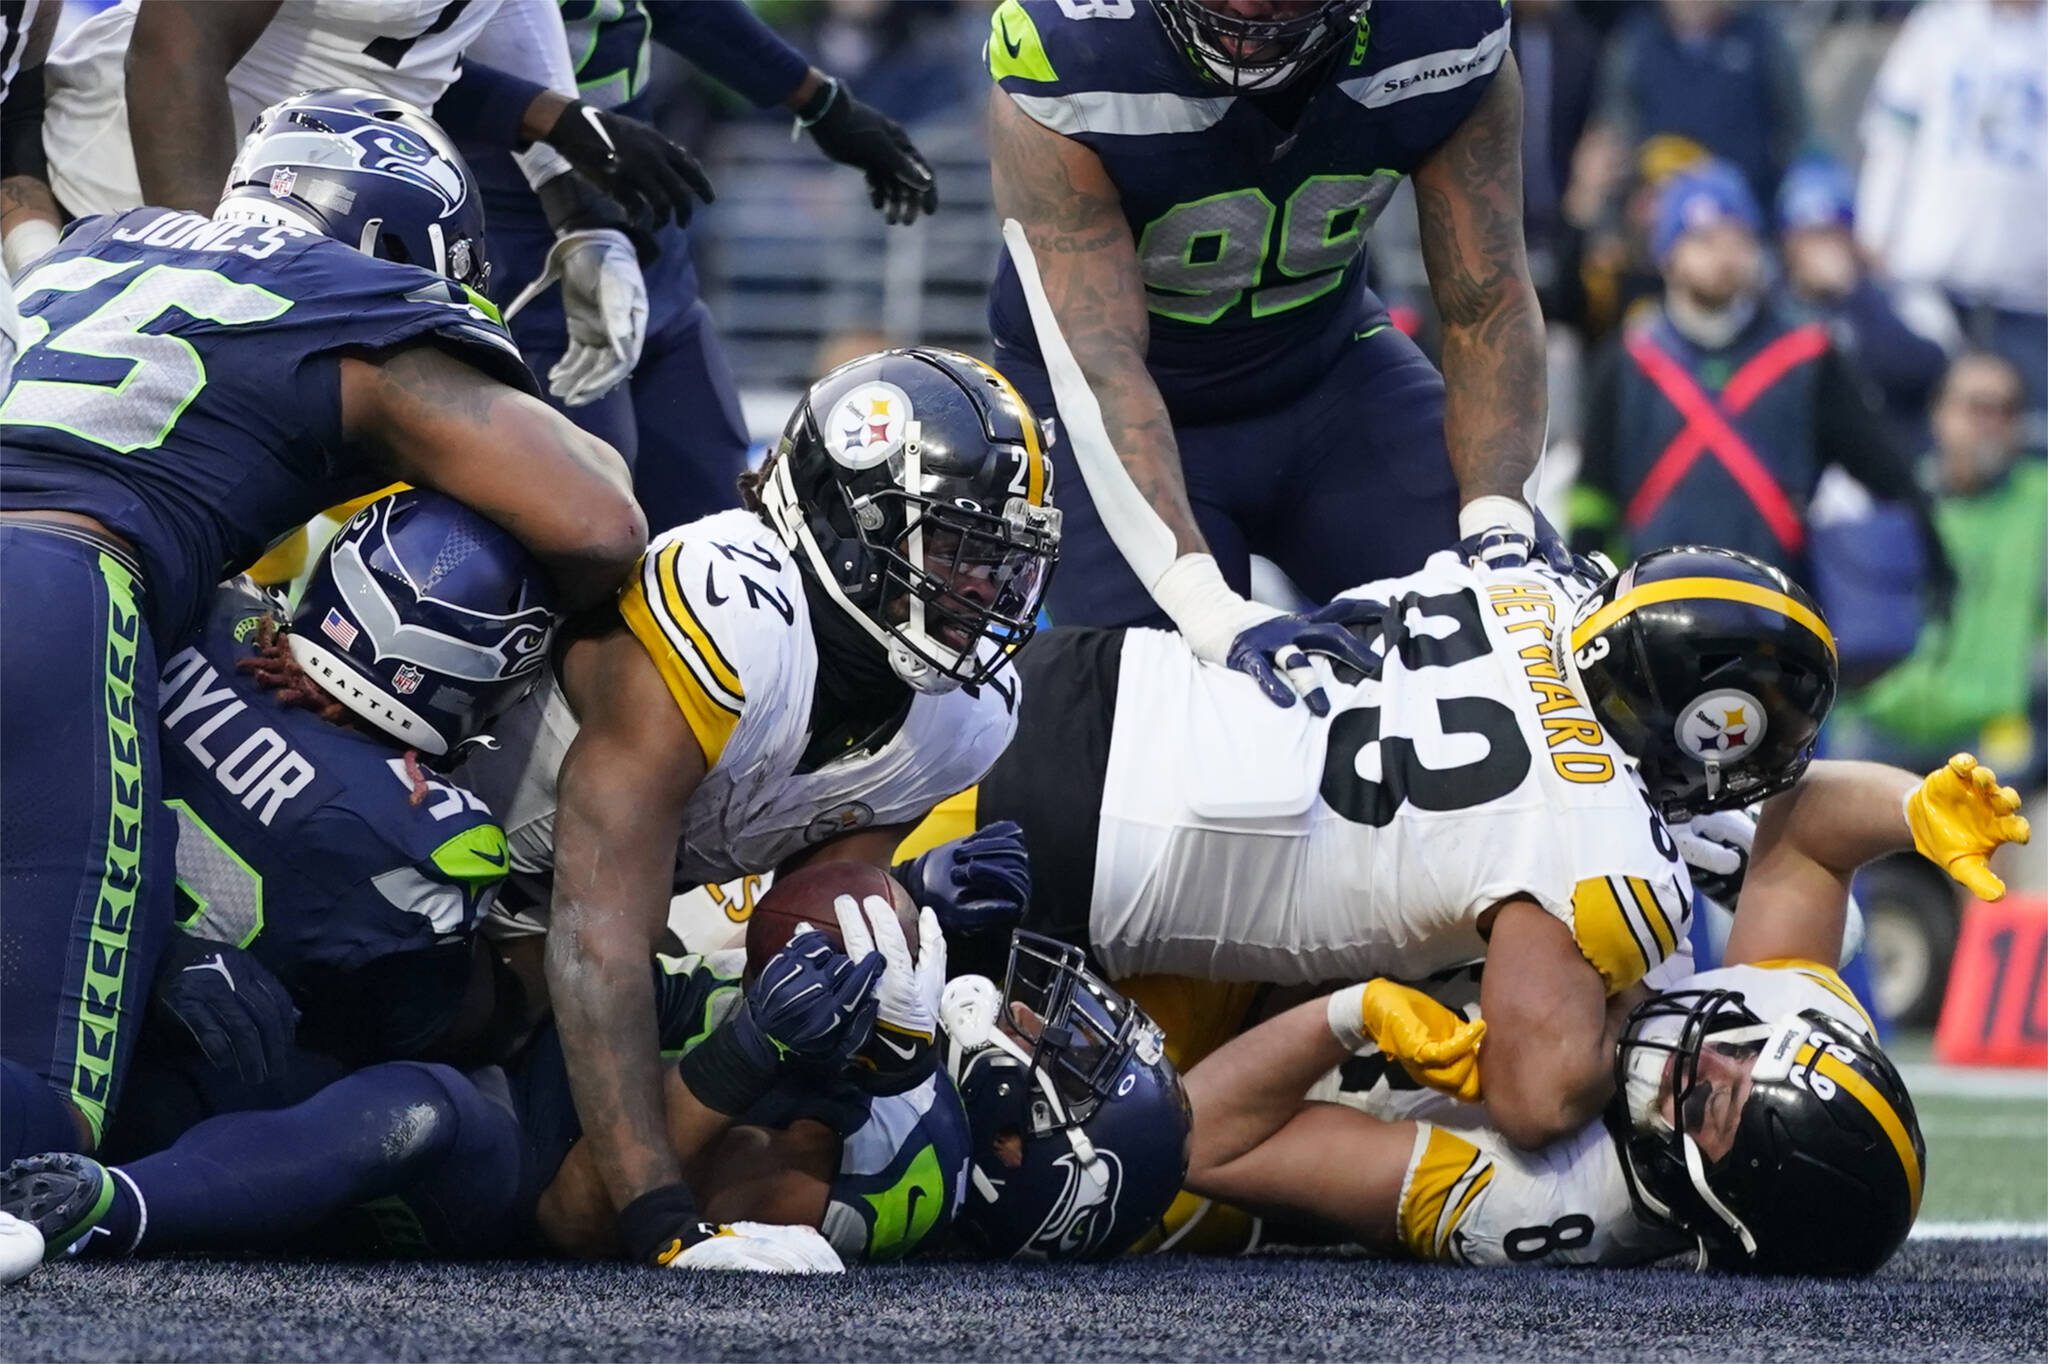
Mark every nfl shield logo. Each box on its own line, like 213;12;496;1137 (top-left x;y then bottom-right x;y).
392;664;424;696
268;167;297;198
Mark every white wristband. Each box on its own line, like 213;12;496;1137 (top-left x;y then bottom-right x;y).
1326;983;1370;1053
1151;553;1270;665
1458;494;1535;541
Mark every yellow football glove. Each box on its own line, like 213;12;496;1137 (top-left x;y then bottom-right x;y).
1329;979;1487;1103
1905;753;2032;901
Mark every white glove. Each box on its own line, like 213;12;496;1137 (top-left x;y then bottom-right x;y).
835;895;944;1046
1672;806;1758;904
669;1222;845;1273
0;1210;43;1285
504;228;647;408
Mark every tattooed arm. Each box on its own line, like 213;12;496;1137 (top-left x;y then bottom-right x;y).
987;88;1203;558
545;625;709;1237
1413;52;1548;515
340;346;645;611
125;1;283;212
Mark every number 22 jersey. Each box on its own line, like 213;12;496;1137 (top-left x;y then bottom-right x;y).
1091;552;1692;993
0;208;534;643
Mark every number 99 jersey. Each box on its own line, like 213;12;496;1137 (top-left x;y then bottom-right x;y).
1089;552;1692;991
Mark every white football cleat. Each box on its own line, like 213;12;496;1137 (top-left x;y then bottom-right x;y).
0;1210;44;1285
668;1222;845;1273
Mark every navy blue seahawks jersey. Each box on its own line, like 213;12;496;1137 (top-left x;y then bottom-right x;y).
0;208;536;643
986;0;1509;420
157;580;509;1059
506;947;967;1261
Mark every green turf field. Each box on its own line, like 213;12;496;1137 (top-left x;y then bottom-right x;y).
1894;1031;2048;1229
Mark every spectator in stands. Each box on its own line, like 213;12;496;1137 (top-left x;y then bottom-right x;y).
1593;0;1808;209
1856;0;2048;416
1571;161;1949;601
1513;0;1603;329
1841;352;2048;790
1778;153;1957;451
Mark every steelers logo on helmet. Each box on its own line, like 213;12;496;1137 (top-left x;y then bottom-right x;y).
829;381;914;471
1677;688;1768;765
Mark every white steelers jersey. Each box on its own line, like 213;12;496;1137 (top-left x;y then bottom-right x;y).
41;0;552;217
468;509;1020;929
1090;552;1692;990
1370;955;1880;1268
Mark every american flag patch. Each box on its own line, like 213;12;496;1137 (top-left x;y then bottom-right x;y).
321;608;359;649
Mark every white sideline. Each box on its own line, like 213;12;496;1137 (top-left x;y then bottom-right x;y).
1897;1063;2048;1100
1911;1221;2048;1240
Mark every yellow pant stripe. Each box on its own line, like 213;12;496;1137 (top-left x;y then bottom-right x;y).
1399;1127;1484;1261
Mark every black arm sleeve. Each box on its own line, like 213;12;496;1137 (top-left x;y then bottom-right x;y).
1;57;48;181
1813;346;1956;596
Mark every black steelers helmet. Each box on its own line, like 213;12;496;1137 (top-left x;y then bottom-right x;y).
1609;992;1924;1275
1567;547;1838;819
761;348;1061;694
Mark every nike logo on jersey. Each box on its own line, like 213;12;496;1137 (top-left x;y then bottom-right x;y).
875;1031;922;1061
704;563;729;607
999;15;1025;58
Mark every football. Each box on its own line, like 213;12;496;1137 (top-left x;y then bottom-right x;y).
743;861;918;978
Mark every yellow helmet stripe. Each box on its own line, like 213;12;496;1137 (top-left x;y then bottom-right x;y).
1804;1046;1924;1216
1570;576;1836;660
966;355;1047;505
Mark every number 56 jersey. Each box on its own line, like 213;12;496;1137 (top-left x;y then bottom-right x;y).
1090;552;1691;990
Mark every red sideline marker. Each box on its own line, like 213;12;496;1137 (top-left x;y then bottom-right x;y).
1935;896;2048;1069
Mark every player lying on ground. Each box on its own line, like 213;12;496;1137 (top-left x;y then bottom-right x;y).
0;90;644;1169
460;347;1061;1268
1;915;1193;1272
910;542;1838;1155
1181;755;2028;1274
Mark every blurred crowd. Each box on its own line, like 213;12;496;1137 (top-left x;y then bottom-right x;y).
665;0;2047;798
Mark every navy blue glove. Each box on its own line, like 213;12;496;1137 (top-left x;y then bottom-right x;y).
681;926;883;1115
898;821;1031;936
151;933;298;1085
1225;614;1379;717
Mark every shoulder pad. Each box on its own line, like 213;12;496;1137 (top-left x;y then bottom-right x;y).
617;511;802;769
1569;873;1692;995
989;0;1195;100
1337;0;1510;115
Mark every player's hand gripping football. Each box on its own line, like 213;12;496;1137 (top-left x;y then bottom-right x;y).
795;78;937;226
679;925;882;1117
1906;754;2032;901
899;821;1031;936
837;894;946;1093
1327;978;1486;1103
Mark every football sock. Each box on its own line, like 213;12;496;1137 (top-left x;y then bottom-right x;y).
0;1060;90;1163
109;1061;523;1255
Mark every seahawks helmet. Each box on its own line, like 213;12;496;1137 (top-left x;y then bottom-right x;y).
941;934;1190;1260
1609;991;1924;1275
1157;0;1369;92
1567;547;1838;819
287;491;556;757
760;348;1061;694
216;88;489;292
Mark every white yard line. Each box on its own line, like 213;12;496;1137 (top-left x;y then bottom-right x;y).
1911;1221;2048;1240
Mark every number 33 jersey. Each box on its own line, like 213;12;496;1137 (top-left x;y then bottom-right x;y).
1090;551;1692;990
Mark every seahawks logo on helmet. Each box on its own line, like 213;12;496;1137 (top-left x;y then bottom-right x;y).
1027;1150;1125;1260
236;121;468;217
